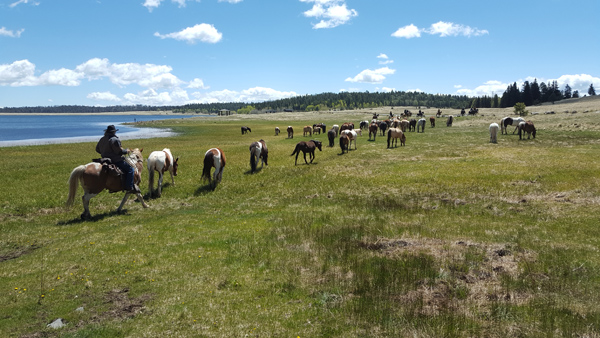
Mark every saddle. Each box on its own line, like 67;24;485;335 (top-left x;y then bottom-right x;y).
93;158;122;177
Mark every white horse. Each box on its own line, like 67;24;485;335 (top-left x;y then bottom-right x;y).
341;129;358;150
332;124;340;137
353;128;363;136
500;117;525;134
147;148;179;197
417;118;426;133
489;123;499;143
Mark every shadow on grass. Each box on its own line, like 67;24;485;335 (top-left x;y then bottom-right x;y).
194;184;216;196
57;209;130;226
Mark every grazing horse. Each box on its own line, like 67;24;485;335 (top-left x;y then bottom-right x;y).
202;148;226;190
241;126;251;135
400;120;409;132
327;129;336;147
518;121;536;140
387;128;406;148
369;122;378;141
290;140;322;165
378;121;388;136
275;127;280;136
340;122;354;133
67;148;148;220
353;128;363;136
430;116;436;128
341;129;358;150
339;134;350;154
489;123;499;143
446;115;454;127
249;139;268;173
287;126;294;138
409;119;417;132
303;125;313;137
417;118;426;133
147;148;179;197
501;117;525;134
360;120;369;130
332;124;340;137
313;123;326;134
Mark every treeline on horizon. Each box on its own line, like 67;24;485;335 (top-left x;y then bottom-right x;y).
1;82;595;114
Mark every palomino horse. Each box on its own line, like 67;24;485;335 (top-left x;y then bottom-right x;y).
67;148;148;220
147;148;179;197
369;122;378;141
500;117;525;134
387;128;406;148
430;116;436;128
339;134;350;154
287;126;294;139
518;121;536;140
489;123;499;143
202;148;226;190
290;140;322;165
341;129;358;150
241;126;251;135
417;118;426;133
275;127;280;136
327;129;336;147
249;139;268;173
303;126;313;137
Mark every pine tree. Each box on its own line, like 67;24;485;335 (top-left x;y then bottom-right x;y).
522;81;533;106
531;79;541;104
563;84;572;99
589;84;596;96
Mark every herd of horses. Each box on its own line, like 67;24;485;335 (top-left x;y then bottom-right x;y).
66;112;537;220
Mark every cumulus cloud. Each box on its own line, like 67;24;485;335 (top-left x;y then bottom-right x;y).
154;24;223;44
456;75;600;97
218;0;242;3
87;91;121;102
301;0;358;29
392;21;488;39
455;80;508;97
76;58;184;88
143;0;199;11
191;86;298;103
188;78;209;89
345;67;396;84
391;24;421;39
0;60;83;86
0;27;25;38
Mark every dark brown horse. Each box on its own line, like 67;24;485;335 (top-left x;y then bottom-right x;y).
67;148;148;220
202;148;226;190
290;140;322;165
430;116;435;128
369;122;378;141
327;129;336;147
287;126;294;139
241;126;251;135
339;134;350;154
249;140;268;173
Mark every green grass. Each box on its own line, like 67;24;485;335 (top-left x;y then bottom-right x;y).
1;110;600;337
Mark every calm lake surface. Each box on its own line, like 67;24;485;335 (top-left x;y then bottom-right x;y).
0;114;202;147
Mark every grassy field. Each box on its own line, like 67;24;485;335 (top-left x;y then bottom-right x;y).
1;98;600;337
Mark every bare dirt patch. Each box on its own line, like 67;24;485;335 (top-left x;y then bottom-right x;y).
0;244;41;263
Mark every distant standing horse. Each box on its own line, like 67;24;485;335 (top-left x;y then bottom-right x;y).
303;126;313;137
387;128;406;148
249;139;268;173
339;134;350;154
287;126;294;139
369;122;378;141
341;129;358;150
501;117;525;135
290;140;322;165
378;121;388;136
417;118;426;133
489;123;499;143
446;115;454;127
409;119;417;132
430;116;436;128
67;148;148;220
275;127;280;136
202;148;226;190
241;126;251;135
147;148;179;197
327;129;336;147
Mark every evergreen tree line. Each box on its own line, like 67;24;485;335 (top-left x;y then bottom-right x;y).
0;84;595;114
499;79;596;108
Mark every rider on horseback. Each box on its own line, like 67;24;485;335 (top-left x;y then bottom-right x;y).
96;125;140;194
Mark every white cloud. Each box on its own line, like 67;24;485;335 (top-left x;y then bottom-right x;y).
0;59;37;86
379;87;396;92
37;68;83;86
0;27;25;38
188;78;209;89
154;24;223;44
377;53;388;59
391;24;421;39
550;74;600;94
379;60;394;65
455;80;508;97
218;0;242;3
455;75;600;97
87;91;121;102
345;67;396;84
143;0;199;11
9;0;39;8
191;87;298;104
301;0;358;29
392;21;488;39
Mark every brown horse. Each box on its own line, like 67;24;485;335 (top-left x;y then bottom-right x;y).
339;134;350;154
387;128;406;148
303;126;313;136
287;126;294;139
290;140;322;165
430;116;435;128
241;126;251;135
368;122;378;141
249;140;268;173
518;121;536;140
202;148;226;190
67;148;148;220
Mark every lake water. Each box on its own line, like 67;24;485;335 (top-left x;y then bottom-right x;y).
0;114;202;147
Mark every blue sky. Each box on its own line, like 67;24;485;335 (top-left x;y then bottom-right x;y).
1;0;599;107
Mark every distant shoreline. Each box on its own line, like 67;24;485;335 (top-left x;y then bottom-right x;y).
0;111;192;116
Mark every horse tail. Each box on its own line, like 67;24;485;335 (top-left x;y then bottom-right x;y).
250;148;257;172
290;144;299;156
148;164;155;192
66;165;85;207
202;153;213;181
387;129;392;147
